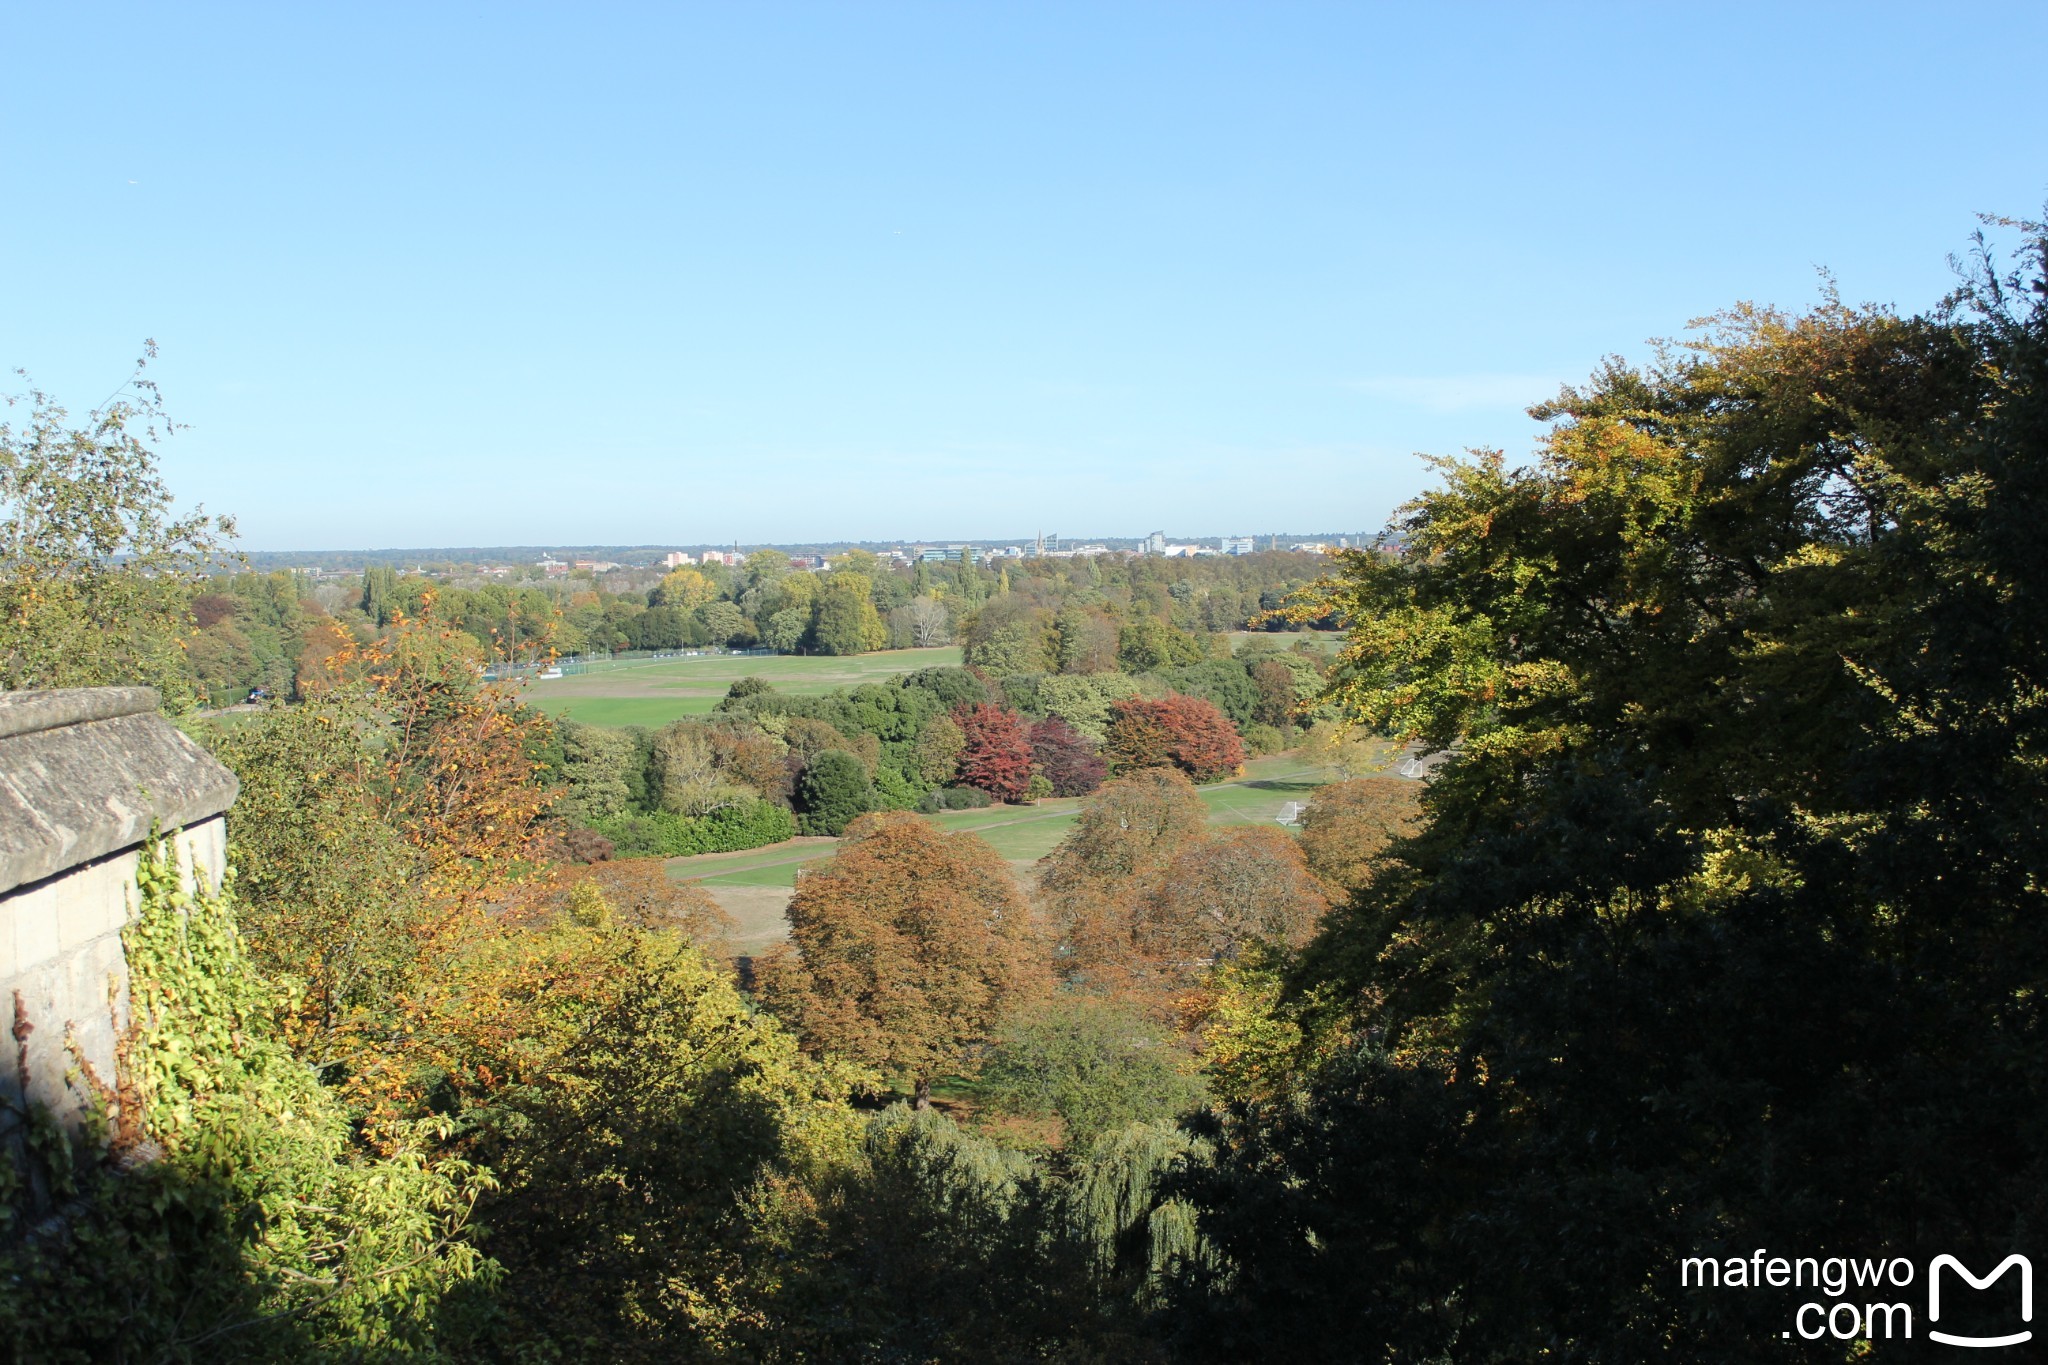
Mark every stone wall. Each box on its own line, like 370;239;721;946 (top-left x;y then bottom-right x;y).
0;688;238;1157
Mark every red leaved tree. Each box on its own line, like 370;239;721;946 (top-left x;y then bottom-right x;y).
954;701;1035;802
1103;693;1246;783
1027;715;1106;797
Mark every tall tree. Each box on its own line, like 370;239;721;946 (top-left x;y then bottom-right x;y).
759;812;1047;1105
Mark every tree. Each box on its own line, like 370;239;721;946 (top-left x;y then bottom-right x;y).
0;348;234;708
1053;603;1121;674
652;566;715;610
1103;694;1244;783
796;748;873;834
698;598;752;646
904;594;953;647
1165;233;2048;1357
759;812;1047;1105
1036;672;1141;742
911;713;966;786
980;993;1206;1147
961;596;1054;676
554;717;639;824
1133;827;1330;975
1028;715;1107;797
649;720;757;815
1296;776;1420;893
814;571;887;655
954;701;1034;802
763;605;809;652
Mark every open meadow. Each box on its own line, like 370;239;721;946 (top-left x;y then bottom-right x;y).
521;645;964;728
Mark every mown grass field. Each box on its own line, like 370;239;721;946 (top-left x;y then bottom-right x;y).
673;753;1354;899
523;646;964;728
680;753;1358;957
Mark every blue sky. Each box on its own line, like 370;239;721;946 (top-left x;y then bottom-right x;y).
4;3;2043;551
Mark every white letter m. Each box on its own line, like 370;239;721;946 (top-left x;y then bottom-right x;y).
1929;1254;2033;1349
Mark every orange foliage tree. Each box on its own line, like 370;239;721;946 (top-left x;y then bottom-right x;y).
1036;769;1211;996
758;812;1047;1106
953;701;1034;802
1132;827;1330;982
1102;693;1245;783
1295;776;1423;893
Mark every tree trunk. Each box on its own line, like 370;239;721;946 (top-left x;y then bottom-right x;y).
913;1076;931;1110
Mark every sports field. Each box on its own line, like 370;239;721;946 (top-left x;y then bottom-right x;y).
675;753;1360;953
522;646;964;728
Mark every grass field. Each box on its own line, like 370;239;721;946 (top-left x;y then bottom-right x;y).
673;753;1353;897
524;646;964;728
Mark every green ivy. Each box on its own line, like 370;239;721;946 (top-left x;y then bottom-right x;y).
0;836;498;1362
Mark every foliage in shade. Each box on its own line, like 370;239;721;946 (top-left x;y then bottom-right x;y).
980;993;1207;1147
1164;231;2048;1357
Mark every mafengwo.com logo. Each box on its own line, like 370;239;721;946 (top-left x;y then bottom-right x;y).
1680;1250;2032;1347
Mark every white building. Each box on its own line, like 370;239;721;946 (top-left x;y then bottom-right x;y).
662;551;696;568
1222;536;1256;556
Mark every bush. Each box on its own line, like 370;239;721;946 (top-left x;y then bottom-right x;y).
594;800;797;858
1241;722;1288;756
797;749;874;835
917;785;993;812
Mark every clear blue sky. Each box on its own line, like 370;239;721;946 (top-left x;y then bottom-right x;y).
5;3;2043;551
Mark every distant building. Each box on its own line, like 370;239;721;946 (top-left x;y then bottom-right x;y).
537;556;569;578
918;547;953;563
1222;536;1256;556
662;551;695;568
1289;542;1332;554
1144;531;1167;555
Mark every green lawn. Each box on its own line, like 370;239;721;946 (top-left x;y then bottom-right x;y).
523;646;963;729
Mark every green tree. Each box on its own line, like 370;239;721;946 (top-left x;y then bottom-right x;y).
813;571;886;655
796;747;874;834
981;993;1206;1147
0;350;234;707
1165;232;2048;1359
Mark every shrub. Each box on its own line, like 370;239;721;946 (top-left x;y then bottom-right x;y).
594;800;797;857
1241;722;1287;756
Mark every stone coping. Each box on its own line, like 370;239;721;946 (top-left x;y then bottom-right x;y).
0;688;239;896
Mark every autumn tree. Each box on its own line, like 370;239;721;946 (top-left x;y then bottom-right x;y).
1103;694;1245;783
954;701;1034;802
1027;715;1107;797
1296;776;1421;893
1038;769;1211;993
759;812;1047;1105
1131;827;1330;982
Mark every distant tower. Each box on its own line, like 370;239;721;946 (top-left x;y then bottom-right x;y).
1035;530;1044;557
